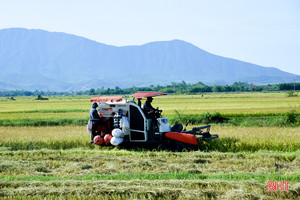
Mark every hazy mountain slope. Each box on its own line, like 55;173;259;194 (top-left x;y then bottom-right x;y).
0;28;298;91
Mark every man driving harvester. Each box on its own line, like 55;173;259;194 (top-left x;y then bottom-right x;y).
133;92;166;119
142;97;156;118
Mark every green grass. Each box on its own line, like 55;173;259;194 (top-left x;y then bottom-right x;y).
167;111;300;127
0;117;88;126
1;111;299;127
0;172;300;184
1;172;299;184
2;179;299;200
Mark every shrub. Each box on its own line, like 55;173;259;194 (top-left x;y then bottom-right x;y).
170;111;227;125
199;112;226;124
286;91;298;97
283;109;298;124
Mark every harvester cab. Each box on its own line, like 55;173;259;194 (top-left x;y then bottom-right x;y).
87;92;218;151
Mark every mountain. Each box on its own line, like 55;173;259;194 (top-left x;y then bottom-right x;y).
0;28;299;91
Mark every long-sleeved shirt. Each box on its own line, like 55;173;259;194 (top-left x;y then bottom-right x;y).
89;107;101;121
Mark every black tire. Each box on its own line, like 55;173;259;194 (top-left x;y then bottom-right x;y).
160;138;196;152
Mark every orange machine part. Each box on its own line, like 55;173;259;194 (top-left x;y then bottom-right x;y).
165;132;198;145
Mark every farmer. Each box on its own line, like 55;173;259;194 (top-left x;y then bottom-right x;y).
142;97;156;119
89;102;103;143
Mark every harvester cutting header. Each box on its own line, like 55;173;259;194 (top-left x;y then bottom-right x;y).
87;92;218;151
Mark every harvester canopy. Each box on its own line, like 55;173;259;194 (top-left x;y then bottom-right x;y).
132;92;167;99
91;96;123;103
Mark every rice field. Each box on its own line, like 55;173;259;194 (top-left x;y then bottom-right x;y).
0;92;299;199
157;95;300;115
0;149;299;199
0;126;299;152
0;93;299;126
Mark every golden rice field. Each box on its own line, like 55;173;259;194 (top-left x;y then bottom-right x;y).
0;92;299;120
0;92;299;199
0;126;299;152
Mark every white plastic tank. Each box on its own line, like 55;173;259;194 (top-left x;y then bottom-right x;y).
157;117;171;132
110;137;124;146
112;128;125;138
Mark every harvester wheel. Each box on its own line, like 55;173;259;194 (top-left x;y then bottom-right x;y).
174;141;196;152
160;138;196;152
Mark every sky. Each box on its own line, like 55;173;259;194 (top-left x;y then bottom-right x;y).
0;0;299;75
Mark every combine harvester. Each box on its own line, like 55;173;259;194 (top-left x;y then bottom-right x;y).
87;92;218;151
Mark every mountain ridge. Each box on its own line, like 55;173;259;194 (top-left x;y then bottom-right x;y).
0;28;298;91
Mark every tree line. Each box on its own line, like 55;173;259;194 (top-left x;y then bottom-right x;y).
0;82;299;97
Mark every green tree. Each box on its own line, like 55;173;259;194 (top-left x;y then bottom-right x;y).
89;88;95;95
212;85;224;92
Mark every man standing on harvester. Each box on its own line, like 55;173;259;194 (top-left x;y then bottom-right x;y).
89;102;102;144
